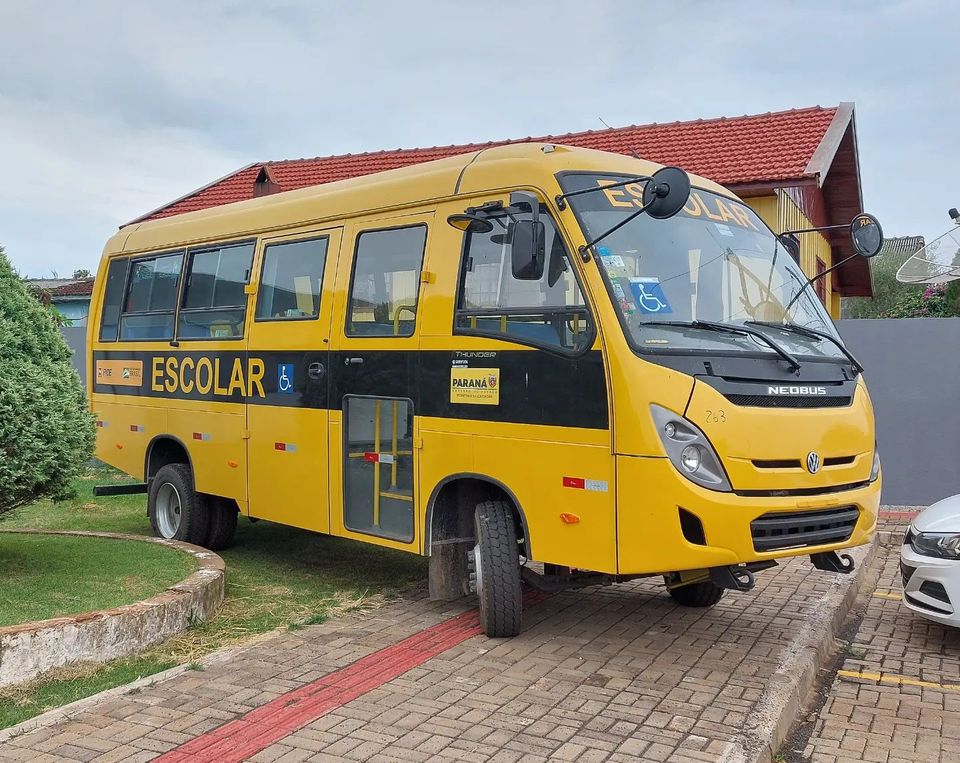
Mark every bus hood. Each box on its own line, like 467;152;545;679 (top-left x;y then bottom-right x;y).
683;375;875;492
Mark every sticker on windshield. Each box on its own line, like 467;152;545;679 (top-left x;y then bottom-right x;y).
629;277;672;315
714;223;735;237
600;253;625;269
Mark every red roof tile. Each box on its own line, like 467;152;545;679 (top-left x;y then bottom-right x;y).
139;106;839;222
48;278;94;297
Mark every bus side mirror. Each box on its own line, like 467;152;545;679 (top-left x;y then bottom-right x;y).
511;220;546;280
851;213;883;258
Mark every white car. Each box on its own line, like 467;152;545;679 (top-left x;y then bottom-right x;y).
901;495;960;626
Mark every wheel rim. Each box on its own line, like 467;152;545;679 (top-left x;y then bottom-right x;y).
155;482;182;538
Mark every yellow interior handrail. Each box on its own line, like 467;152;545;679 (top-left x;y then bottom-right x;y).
393;304;418;336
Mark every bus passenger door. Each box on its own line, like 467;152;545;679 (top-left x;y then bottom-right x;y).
328;216;431;549
246;228;341;532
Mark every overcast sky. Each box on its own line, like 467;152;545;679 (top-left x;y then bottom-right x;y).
0;0;956;277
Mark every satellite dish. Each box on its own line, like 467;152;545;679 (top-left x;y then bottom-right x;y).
897;226;960;284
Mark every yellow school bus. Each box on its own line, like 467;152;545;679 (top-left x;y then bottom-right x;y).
88;143;881;637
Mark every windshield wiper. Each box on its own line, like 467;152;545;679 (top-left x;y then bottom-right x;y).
745;321;864;374
642;320;801;371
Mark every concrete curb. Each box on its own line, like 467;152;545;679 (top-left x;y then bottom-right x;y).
726;537;882;763
0;530;224;688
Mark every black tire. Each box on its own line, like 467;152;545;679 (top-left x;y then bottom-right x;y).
205;497;239;551
148;464;211;546
668;580;725;607
473;500;523;638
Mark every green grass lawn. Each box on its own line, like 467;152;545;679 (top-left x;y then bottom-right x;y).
0;461;428;728
0;533;193;627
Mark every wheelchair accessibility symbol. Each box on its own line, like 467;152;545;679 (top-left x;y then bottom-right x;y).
277;364;295;394
628;278;672;315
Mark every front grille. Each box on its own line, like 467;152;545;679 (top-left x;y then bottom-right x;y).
824;455;856;467
751;456;856;470
726;394;851;409
750;506;859;552
753;459;802;469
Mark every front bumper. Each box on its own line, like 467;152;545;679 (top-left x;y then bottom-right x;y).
900;542;960;627
616;455;879;575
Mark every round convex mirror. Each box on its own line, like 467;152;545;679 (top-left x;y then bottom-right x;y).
850;213;883;258
642;166;691;220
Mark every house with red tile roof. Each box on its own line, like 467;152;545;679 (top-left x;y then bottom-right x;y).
130;103;870;317
30;278;95;326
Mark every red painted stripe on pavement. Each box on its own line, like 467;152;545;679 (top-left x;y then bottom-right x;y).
155;594;544;763
879;510;919;520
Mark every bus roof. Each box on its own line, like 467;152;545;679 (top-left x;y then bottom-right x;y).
105;143;735;257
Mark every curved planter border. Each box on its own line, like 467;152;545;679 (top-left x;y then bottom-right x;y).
0;530;224;688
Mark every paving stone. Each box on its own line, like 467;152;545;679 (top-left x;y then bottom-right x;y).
6;553;874;761
797;542;957;763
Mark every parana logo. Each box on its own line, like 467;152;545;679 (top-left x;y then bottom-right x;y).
767;385;828;395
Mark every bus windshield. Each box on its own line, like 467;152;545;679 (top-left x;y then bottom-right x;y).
561;173;845;361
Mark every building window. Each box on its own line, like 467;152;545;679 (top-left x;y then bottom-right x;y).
119;252;183;341
455;205;592;353
256;237;328;321
178;242;255;339
347;226;426;337
98;257;129;342
815;257;827;305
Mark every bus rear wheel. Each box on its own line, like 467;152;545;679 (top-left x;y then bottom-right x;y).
148;464;210;546
205;497;239;551
472;500;523;638
668;580;725;607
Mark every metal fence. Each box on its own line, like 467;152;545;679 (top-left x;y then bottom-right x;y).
62;319;959;507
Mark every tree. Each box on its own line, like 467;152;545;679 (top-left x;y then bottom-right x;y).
72;268;91;279
0;246;94;515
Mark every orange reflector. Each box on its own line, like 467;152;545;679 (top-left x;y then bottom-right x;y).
228;460;238;468
559;512;580;524
115;443;123;450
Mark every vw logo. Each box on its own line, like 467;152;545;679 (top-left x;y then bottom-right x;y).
806;451;822;474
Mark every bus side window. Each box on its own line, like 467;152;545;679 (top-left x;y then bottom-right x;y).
454;208;592;353
347;225;427;337
256;237;328;321
98;257;129;342
178;242;255;340
119;251;183;341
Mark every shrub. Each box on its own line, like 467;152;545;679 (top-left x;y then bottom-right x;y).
0;247;94;514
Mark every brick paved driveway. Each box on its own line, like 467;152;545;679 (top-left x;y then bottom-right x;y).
2;550;870;763
789;534;960;763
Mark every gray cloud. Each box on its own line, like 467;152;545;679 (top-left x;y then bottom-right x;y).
1;0;956;276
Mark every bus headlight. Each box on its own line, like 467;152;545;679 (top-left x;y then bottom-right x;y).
651;405;732;492
870;447;881;483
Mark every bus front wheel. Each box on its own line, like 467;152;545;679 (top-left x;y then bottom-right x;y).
148;464;211;546
668;580;725;607
472;500;523;638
